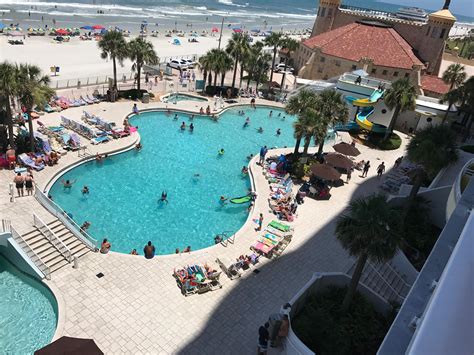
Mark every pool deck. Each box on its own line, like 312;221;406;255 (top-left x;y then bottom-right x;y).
0;98;410;354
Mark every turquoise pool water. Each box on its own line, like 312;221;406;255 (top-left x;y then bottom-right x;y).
49;107;296;254
163;93;208;103
0;254;57;353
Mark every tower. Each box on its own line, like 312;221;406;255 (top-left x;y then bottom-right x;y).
311;0;341;37
416;5;456;75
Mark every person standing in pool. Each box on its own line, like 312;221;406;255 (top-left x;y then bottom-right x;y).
189;123;194;132
269;110;273;117
180;122;186;130
219;195;227;206
61;179;76;189
276;128;281;136
159;191;168;204
174;114;178;120
81;185;89;194
243;117;250;127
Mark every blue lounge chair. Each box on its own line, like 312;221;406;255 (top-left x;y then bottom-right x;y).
18;153;45;171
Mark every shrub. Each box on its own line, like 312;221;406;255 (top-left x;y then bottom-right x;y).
460;145;474;154
204;85;238;97
118;89;154;100
368;133;402;150
292;286;395;355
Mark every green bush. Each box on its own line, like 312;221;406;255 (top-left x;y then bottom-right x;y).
118;89;154;100
292;286;395;355
204;85;238;97
460;145;474;154
368;133;402;150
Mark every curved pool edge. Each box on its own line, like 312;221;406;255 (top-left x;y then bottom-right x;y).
43;280;66;342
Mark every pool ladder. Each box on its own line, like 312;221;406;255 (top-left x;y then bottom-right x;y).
217;231;235;247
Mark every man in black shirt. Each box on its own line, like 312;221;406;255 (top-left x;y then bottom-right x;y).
258;322;270;354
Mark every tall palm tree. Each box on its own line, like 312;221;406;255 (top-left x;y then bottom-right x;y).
442;63;466;90
243;41;264;88
0;62;17;147
316;89;348;156
279;37;299;92
383;78;417;140
264;32;283;89
226;33;250;94
406;125;458;203
198;52;212;85
299;109;320;154
128;37;158;95
440;88;461;124
336;194;402;311
292;119;306;155
16;64;54;152
219;52;234;87
98;30;128;91
254;51;272;90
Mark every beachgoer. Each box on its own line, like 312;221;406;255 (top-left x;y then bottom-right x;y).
247;154;254;161
258;323;270;354
160;191;168;204
130;249;138;255
6;146;16;169
355;75;362;85
174;113;178;120
183;245;191;253
133;103;139;114
255;213;263;231
243;117;250;127
143;241;155;259
175;248;180;254
24;174;34;195
276;315;290;347
199;107;204;114
13;173;24;197
362;161;370;177
377;162;385;178
189;123;194;132
100;238;111;254
276;128;281;136
81;185;89;194
136;142;142;151
241;166;249;175
61;179;76;189
346;169;352;184
394;156;403;169
214;235;222;244
257;127;264;133
269;110;273;117
259;146;268;165
219;195;227;206
206;105;211;115
180;121;186;130
218;148;225;155
80;221;90;232
278;112;281;117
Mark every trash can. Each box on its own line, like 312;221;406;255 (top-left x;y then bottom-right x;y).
142;93;150;104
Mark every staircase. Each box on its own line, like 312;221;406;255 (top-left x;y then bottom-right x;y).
16;218;90;275
348;260;413;303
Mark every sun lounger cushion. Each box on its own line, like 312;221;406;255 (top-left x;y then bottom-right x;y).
269;220;291;232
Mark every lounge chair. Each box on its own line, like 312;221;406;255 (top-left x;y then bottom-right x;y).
111;128;130;138
81;96;94;105
18;153;45;171
268;220;293;232
43;104;55;113
216;257;241;280
251;240;276;256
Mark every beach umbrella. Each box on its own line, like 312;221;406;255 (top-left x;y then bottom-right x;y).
35;336;103;355
332;142;360;156
211;27;219;32
92;25;105;30
310;163;341;181
324;153;353;170
55;29;68;35
81;25;93;30
232;28;242;33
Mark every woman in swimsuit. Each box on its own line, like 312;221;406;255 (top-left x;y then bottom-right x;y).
13;173;24;197
25;174;34;196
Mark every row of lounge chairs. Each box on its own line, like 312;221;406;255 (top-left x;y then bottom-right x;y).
173;263;222;296
380;161;420;194
251;220;293;259
263;162;297;222
61;116;111;145
42;95;102;113
37;121;82;151
82;111;130;139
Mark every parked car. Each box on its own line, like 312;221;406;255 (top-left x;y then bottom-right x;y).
168;59;188;70
184;59;197;69
274;63;295;74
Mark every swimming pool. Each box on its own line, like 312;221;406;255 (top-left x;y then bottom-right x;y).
162;93;208;103
0;254;57;353
49;107;297;254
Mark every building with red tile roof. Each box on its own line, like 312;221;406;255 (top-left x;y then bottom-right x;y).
420;74;450;98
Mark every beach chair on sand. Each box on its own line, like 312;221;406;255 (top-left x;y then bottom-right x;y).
216;257;242;280
18;153;44;171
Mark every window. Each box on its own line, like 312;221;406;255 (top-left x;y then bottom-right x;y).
440;28;446;38
320;56;325;63
426;26;431;36
371;68;377;74
335;60;341;67
328;8;333;17
393;71;399;77
404;73;410;78
382;70;388;75
431;27;440;38
318;67;323;73
351;65;357;70
320;7;326;17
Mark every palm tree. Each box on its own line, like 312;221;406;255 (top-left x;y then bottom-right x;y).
279;37;299;92
198;53;212;86
383;78;417;140
292;119;306;156
0;62;17;147
16;64;54;152
442;63;466;91
98;30;128;91
406;125;458;203
316;89;348;156
243;41;264;88
226;33;250;94
299;109;320;154
285;89;319;155
264;32;283;90
254;51;272;90
219;52;234;87
128;37;158;95
336;194;402;311
204;49;230;88
440;88;461;124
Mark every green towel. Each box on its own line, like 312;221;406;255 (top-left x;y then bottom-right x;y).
269;220;290;232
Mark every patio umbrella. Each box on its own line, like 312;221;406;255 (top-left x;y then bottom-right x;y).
310;163;341;181
324;153;353;170
211;27;219;32
92;25;105;30
332;142;360;156
34;336;103;355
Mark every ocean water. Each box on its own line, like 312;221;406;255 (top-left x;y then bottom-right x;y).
49;107;298;255
1;0;472;31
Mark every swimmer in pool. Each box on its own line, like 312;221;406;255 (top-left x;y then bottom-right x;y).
247;153;254;161
159;191;168;204
135;142;142;151
81;185;89;194
219;195;227;206
243;117;250;127
278;112;281;117
218;148;225;155
174;114;178;120
269;110;273;117
257;127;263;133
189;123;194;132
61;179;76;189
190;114;194;120
276;128;281;136
180;122;186;130
241;166;249;174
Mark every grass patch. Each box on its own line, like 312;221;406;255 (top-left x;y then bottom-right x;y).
460;145;474;154
292;286;395;355
368;133;402;150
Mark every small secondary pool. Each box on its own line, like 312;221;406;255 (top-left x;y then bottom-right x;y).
0;254;57;353
162;93;208;103
49;107;298;254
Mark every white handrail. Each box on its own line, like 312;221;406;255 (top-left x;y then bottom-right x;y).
11;226;51;280
33;213;72;263
34;186;98;251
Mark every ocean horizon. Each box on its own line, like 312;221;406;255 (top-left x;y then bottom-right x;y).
0;0;472;31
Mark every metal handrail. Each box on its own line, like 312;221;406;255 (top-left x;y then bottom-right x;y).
34;186;98;251
11;226;51;280
33;213;72;263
